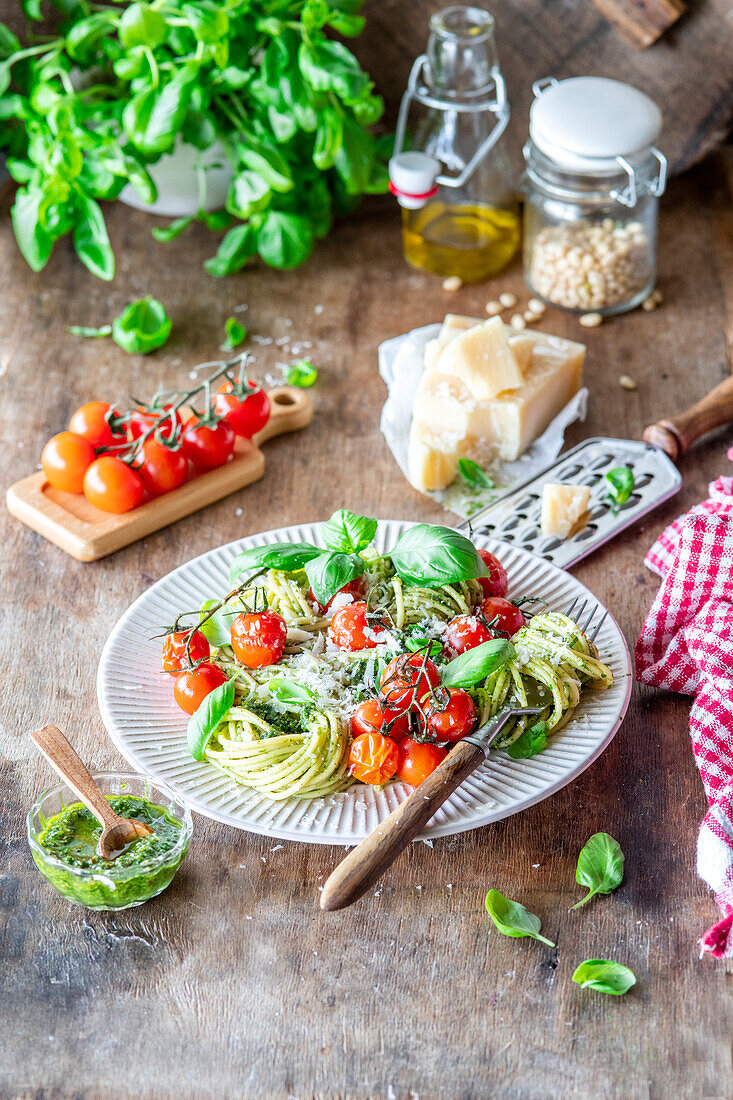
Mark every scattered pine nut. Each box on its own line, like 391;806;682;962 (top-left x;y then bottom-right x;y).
528;298;546;315
652;288;663;304
510;314;526;330
485;300;502;315
642;296;657;312
523;310;540;323
499;292;517;309
579;312;603;328
443;276;463;292
619;375;637;390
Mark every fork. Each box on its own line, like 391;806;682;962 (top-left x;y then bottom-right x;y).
319;598;608;911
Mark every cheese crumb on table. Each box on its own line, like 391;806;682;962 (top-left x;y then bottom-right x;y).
442;276;463;292
541;483;591;538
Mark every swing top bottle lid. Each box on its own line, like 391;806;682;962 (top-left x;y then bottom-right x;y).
389;152;441;209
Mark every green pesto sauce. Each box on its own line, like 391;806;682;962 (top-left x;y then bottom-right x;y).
33;796;187;910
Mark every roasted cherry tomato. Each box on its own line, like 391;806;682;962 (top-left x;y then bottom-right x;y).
444;614;492;657
181;416;235;470
423;688;477;743
329;602;383;651
350;698;411;742
41;431;95;494
230;610;287;668
348;732;402;785
309;577;366;614
476;548;509;599
214;381;271;439
481;596;526;636
129;403;182;441
379;653;440;714
83;456;144;513
395;738;447;787
69;401;125;448
173;662;228;714
136;437;187;495
162;630;210;674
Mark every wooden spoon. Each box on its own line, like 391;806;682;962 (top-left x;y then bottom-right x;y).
30;724;153;858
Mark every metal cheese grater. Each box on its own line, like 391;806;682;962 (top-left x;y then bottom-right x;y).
456;436;682;570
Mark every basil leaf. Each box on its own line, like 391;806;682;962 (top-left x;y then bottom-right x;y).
112;296;171;355
198;599;232;648
605;467;635;513
304;550;365;606
204;223;257;278
457;458;494;490
572;960;636;996
506;720;549;760
226;170;271;220
119;3;167;49
404;634;442;657
390;525;489;588
286;359;317;388
571;832;625;910
11;188;52;272
267;678;315;706
485;889;555;947
152;216;193;243
229;542;321;585
187;678;235;760
442;639;515;689
0;23;20;58
321;509;377;554
72;194;114;281
69;324;112;338
257;211;314;270
123;75;191;157
221;316;246;351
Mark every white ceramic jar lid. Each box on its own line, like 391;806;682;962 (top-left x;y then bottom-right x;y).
530;77;663;172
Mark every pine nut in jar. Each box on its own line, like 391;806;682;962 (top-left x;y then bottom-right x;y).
521;77;667;316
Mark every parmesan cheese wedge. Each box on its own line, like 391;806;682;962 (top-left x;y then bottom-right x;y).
433;316;524;400
541;484;591;538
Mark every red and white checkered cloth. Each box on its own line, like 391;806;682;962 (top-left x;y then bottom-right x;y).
636;472;733;958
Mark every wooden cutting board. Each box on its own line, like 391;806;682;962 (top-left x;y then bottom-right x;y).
5;386;312;562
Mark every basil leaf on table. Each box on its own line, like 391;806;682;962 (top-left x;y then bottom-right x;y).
572;960;636;996
229;542;322;585
457;458;494;490
485;889;555;947
69;324;113;338
112;296;172;354
267;679;315;706
221;316;247;351
321;509;377;554
187;678;235;760
571;832;625;909
286;359;317;388
390;525;489;588
442;640;515;689
605;467;635;513
304;550;365;607
506;720;549;760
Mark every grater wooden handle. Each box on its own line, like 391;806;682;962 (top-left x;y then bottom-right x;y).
643;374;733;462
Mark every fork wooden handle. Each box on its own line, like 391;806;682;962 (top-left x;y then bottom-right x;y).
320;739;483;911
643;373;733;461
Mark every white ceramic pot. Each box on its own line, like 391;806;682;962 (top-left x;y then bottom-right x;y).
118;139;233;217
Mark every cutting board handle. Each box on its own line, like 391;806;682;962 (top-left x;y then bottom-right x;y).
643;374;733;461
255;386;313;445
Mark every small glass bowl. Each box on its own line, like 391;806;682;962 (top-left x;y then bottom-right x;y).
27;772;193;911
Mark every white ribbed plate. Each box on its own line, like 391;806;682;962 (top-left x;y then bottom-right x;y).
97;521;632;844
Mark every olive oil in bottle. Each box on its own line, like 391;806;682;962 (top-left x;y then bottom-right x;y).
402;201;520;282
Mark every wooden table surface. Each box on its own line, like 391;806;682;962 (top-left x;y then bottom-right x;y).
2;154;733;1100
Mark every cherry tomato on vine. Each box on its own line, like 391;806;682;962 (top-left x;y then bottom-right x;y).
348;732;402;785
83;456;144;513
129;403;182;441
476;548;509;599
395;738;447;788
481;596;526;636
329;602;384;651
41;431;95;494
422;688;477;743
214;381;271;439
173;662;228;715
350;698;411;742
230;610;287;668
309;577;366;614
162;630;210;674
444;614;492;657
181;415;235;470
136;437;188;495
379;653;440;714
69;401;125;448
